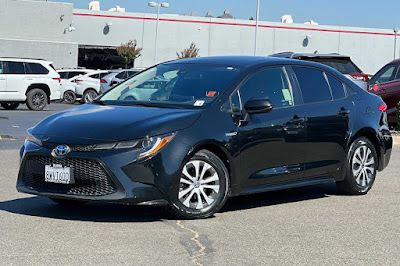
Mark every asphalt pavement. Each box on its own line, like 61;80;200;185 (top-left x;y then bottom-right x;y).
0;103;399;265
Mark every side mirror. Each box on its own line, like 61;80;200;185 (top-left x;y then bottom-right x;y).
244;98;274;114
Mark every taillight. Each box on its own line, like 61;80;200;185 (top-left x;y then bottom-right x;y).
379;102;387;112
100;79;107;83
53;78;61;83
351;74;369;82
76;79;83;82
370;84;379;92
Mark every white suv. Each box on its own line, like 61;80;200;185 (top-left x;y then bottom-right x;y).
75;70;111;103
0;58;61;111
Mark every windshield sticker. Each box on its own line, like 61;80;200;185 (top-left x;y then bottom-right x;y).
194;100;205;106
206;91;217;97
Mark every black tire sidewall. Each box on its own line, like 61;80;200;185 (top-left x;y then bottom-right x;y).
64;91;76;104
169;150;229;219
1;103;19;110
345;137;378;194
26;88;47;111
83;89;98;103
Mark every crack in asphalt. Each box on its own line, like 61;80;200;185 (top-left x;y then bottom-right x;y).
176;220;206;266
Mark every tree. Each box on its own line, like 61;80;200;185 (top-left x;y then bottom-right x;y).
117;40;143;68
249;16;254;20
177;43;199;59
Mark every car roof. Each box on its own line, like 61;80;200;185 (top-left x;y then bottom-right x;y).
269;52;351;60
387;58;400;64
57;69;94;72
0;57;52;64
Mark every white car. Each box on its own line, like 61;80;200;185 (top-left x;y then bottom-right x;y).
100;69;141;94
75;70;111;103
0;57;61;110
57;69;94;104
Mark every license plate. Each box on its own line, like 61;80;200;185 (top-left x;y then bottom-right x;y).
45;164;73;184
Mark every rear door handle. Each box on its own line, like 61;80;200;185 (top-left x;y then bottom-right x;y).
288;116;306;124
338;108;351;116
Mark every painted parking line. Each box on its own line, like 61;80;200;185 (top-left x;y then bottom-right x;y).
0;135;17;140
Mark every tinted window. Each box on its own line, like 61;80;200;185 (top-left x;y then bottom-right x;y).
59;72;68;79
326;74;345;100
303;58;361;74
100;72;109;78
293;67;332;104
26;63;49;74
89;73;100;79
128;70;139;77
395;66;400;80
5;62;25;74
239;67;294;108
67;71;84;79
116;71;126;79
370;64;397;85
0;62;3;74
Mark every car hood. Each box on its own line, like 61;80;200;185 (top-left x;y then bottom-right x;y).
32;104;202;144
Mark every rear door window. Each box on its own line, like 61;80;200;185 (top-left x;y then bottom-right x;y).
26;63;49;74
4;61;26;74
293;66;332;104
303;58;361;74
238;67;294;109
326;74;346;100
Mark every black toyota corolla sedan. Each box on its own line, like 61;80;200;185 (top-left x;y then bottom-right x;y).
17;56;392;219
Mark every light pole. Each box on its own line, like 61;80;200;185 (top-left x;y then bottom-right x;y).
148;2;169;64
254;0;260;56
394;26;399;60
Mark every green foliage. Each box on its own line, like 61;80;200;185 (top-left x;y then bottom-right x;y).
177;43;200;59
249;16;254;20
117;40;143;68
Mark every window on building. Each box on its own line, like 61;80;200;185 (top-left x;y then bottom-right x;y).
293;67;332;104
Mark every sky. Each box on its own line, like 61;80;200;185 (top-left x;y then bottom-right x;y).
56;0;400;30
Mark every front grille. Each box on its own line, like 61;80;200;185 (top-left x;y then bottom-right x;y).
43;142;95;152
21;155;118;196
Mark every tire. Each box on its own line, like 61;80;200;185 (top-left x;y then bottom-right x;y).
82;89;98;104
26;88;47;111
168;150;230;219
49;197;87;206
63;90;76;104
336;137;378;195
1;102;19;110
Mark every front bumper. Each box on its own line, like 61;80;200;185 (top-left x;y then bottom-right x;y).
17;142;171;206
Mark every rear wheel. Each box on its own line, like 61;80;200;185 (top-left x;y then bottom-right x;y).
63;91;76;104
83;89;98;104
49;197;87;206
26;88;47;111
336;137;378;195
169;150;229;219
1;102;19;110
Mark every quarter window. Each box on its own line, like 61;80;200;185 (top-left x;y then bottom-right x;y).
26;63;49;75
326;74;346;100
4;61;25;74
293;67;332;104
67;72;84;79
116;72;126;79
238;67;294;109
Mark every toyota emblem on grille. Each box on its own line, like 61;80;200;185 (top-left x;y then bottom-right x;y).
51;145;71;158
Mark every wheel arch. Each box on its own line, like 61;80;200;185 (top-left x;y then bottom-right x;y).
26;84;51;103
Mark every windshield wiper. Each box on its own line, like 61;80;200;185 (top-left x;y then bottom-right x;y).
93;99;107;105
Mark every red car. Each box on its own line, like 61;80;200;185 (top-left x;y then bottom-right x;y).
369;59;400;126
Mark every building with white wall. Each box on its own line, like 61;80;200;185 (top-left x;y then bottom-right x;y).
1;0;398;74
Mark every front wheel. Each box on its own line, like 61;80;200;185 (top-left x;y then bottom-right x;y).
169;150;229;219
1;102;19;110
336;137;378;195
26;88;47;111
83;89;98;104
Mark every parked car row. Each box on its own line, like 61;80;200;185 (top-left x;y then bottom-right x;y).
0;58;142;110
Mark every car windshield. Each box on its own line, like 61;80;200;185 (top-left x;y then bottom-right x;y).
302;58;362;74
100;63;242;108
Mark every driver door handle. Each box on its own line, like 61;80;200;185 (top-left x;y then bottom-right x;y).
288;116;306;124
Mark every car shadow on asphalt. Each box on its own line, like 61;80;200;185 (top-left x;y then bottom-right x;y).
0;183;339;222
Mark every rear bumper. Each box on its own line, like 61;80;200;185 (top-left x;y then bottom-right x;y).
377;128;392;171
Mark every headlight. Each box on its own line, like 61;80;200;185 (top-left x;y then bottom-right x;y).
93;133;175;159
25;129;42;147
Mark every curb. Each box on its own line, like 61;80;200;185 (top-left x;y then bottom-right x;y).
393;135;400;146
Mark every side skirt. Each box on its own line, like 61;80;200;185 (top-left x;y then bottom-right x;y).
239;177;335;196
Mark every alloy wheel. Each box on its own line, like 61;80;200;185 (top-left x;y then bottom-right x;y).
32;92;46;109
84;91;97;103
179;160;221;210
352;145;375;187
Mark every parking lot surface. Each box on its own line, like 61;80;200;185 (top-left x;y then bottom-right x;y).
0;103;399;265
